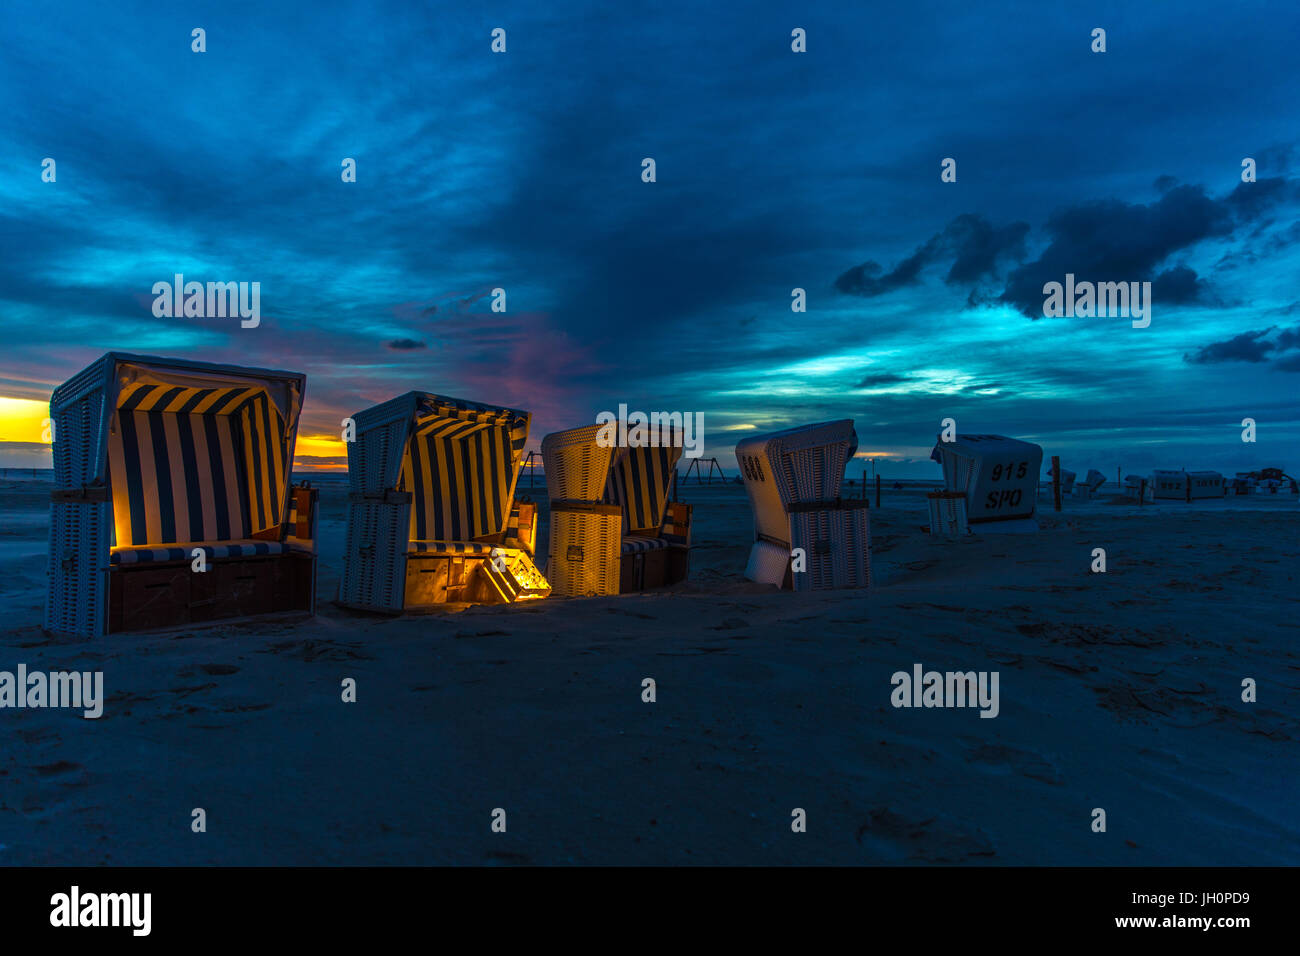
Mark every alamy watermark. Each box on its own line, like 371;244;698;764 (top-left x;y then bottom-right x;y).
890;663;999;718
595;404;704;458
152;273;261;328
50;886;150;936
0;665;103;718
1042;273;1151;328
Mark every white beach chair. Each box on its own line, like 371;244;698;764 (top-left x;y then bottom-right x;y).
929;434;1043;532
735;420;870;590
44;352;317;637
338;392;547;611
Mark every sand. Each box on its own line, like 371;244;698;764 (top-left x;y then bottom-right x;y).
0;476;1296;865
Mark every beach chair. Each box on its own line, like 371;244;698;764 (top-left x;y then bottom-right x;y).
735;421;871;590
1123;475;1150;500
1072;468;1105;500
44;353;317;637
338;392;547;611
541;423;692;597
930;433;1043;532
1048;465;1076;495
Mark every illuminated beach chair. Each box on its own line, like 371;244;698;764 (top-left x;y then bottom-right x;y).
541;423;692;597
929;433;1043;532
735;420;871;590
44;353;317;637
338;392;547;611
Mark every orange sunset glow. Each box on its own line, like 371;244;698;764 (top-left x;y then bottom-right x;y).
0;397;52;444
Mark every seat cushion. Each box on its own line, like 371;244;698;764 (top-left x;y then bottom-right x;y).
408;540;496;556
111;540;289;565
620;535;672;555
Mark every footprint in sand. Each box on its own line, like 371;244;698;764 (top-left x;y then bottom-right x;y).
855;806;995;862
962;741;1062;785
200;663;240;676
33;761;81;777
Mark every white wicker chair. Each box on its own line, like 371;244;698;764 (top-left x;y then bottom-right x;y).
929;433;1043;531
735;420;871;591
44;353;315;637
338;392;547;611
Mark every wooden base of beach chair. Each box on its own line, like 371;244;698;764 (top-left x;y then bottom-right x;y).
107;553;316;634
618;545;690;592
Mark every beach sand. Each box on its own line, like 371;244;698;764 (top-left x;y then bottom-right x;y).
0;476;1296;865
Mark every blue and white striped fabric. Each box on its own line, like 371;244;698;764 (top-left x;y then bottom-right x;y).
110;540;289;565
107;381;289;548
604;439;682;535
401;395;529;543
620;535;671;555
408;541;497;555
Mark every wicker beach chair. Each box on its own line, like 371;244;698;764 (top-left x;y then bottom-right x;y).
338;392;547;611
929;433;1043;532
541;423;692;597
44;353;317;637
1150;470;1225;501
735;420;871;591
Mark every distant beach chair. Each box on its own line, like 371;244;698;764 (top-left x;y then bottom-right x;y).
541;423;692;597
735;420;870;590
1048;465;1076;495
338;392;547;611
930;434;1043;531
1150;470;1225;501
1073;468;1107;500
44;353;317;637
1123;474;1149;500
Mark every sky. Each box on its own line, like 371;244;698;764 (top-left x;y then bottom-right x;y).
1;0;1297;476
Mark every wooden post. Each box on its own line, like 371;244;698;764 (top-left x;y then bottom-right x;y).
875;474;881;509
1139;478;1146;506
1052;455;1062;511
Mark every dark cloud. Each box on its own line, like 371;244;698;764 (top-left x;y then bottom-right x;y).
856;372;911;388
385;338;427;351
836;213;1029;297
1183;325;1300;365
999;185;1243;317
1151;265;1209;305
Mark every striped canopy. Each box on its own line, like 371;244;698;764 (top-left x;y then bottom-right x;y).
400;393;530;542
603;440;682;535
99;357;304;548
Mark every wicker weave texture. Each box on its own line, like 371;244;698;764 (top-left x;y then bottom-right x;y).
789;506;871;591
927;495;969;537
44;499;111;636
339;498;411;610
541;425;617;501
546;508;621;597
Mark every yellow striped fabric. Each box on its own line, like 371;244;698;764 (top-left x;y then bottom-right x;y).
107;382;288;547
401;396;529;543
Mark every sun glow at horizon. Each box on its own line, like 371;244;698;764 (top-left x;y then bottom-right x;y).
0;397;51;443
